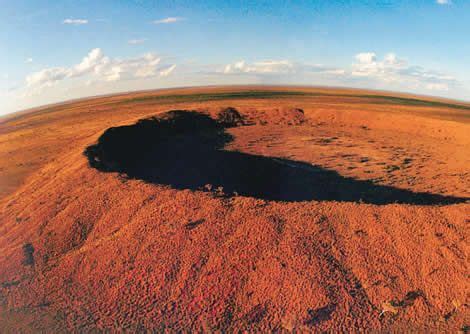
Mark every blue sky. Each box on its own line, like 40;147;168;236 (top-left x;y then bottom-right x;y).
1;0;469;115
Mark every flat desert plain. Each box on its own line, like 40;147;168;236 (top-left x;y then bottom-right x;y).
0;86;468;332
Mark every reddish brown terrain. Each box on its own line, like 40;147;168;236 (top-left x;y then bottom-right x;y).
0;86;468;332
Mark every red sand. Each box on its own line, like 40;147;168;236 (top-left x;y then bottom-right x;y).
0;86;468;332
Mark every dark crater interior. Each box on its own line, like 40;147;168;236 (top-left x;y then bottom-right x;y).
84;110;468;205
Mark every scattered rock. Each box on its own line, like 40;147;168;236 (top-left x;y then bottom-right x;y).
305;304;336;325
380;290;426;317
355;229;368;237
380;302;399;317
217;107;245;127
185;219;205;230
395;290;425;307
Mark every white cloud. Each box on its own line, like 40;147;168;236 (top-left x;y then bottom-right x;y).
26;67;69;88
128;38;147;45
62;18;88;25
221;59;345;77
72;48;109;77
160;64;176;77
323;69;346;75
426;83;449;91
436;0;451;5
219;53;457;94
26;58;33;63
223;60;294;74
351;52;456;91
24;48;175;93
223;60;245;74
355;52;377;64
153;17;184;24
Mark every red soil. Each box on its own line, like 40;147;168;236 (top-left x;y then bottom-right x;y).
0;86;468;332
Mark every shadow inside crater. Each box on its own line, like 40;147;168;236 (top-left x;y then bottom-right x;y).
84;110;468;205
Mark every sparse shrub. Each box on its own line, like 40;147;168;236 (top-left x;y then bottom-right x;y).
22;243;35;266
386;165;400;172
